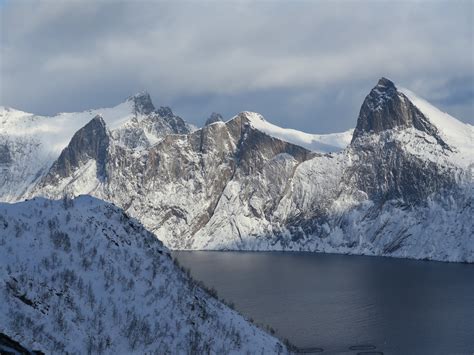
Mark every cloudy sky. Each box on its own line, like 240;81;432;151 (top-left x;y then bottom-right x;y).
1;0;472;133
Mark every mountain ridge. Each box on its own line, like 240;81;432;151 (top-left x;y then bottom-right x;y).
1;78;472;262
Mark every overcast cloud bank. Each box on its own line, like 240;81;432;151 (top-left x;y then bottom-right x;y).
1;0;472;133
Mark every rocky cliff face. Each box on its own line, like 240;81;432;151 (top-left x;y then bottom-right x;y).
2;78;473;262
111;93;191;150
0;144;12;166
35;112;314;249
129;91;155;115
352;78;447;147
0;93;192;200
44;115;110;183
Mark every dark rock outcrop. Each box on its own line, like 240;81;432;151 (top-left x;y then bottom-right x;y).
128;91;155;115
205;112;223;126
0;332;44;354
0;144;12;166
348;134;457;203
127;93;189;134
231;113;314;175
155;106;173;118
156;107;189;134
352;77;449;148
42;115;110;183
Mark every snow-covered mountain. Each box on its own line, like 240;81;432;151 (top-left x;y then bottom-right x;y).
0;92;192;201
1;78;472;262
0;196;288;354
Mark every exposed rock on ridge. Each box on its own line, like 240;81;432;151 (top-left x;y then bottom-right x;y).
43;115;109;184
128;91;155;115
352;77;449;149
205;112;224;126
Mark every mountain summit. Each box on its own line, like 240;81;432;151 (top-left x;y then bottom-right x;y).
352;77;448;148
127;91;155;115
205;112;224;126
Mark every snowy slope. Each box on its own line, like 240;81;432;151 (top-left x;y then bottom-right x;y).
0;196;288;354
237;111;353;153
0;101;135;153
0;105;124;201
0;94;190;201
400;88;474;169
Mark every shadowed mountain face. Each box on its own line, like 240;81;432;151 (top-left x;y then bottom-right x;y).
31;111;315;249
205;112;224;126
352;78;448;148
2;78;473;261
129;91;155;115
347;137;457;203
0;144;12;167
43;115;110;184
155;106;190;134
0;332;44;355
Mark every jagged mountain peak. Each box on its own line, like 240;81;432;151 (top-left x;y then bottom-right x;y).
239;111;266;121
40;115;110;185
127;91;155;115
81;114;108;135
351;78;448;147
205;112;224;126
376;76;396;90
90;113;105;124
234;111;269;127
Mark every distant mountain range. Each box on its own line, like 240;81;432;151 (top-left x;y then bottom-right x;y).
1;77;472;262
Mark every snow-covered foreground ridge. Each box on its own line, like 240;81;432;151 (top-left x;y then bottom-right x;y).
1;77;473;262
0;196;289;354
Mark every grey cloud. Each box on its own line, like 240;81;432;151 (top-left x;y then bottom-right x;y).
1;0;472;132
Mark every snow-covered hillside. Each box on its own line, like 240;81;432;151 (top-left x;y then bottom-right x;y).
0;196;288;354
0;93;191;201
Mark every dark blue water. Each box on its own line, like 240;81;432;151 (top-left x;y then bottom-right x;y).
173;251;474;355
